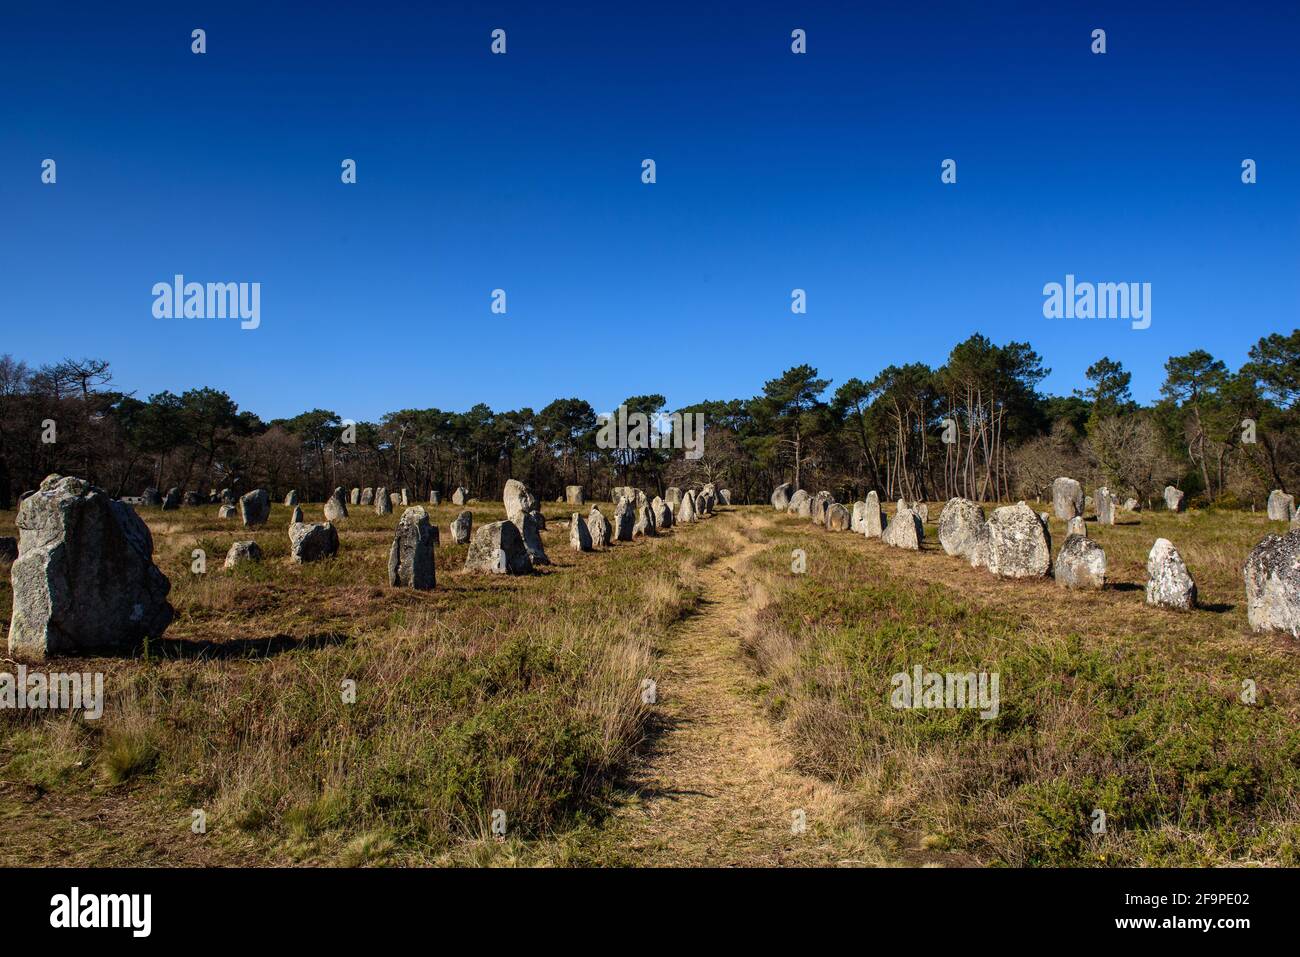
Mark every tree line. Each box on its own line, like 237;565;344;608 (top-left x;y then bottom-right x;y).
1;330;1296;510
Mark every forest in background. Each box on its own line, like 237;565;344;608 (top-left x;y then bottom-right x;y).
0;330;1296;510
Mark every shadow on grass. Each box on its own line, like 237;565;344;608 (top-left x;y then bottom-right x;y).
148;632;351;660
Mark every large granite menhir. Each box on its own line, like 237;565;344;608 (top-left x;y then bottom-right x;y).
8;474;173;658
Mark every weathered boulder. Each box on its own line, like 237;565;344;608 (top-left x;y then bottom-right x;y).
909;501;929;524
324;487;349;522
449;510;472;544
464;520;532;574
677;490;697;524
374;487;392;515
290;505;303;524
652;496;673;529
588;506;610;548
1051;477;1085;521
389;492;402;508
517;510;550;565
882;501;923;550
719;489;731;505
1164;486;1185;513
1067;515;1087;537
429;490;441;505
1145;538;1196;610
220;488;237;505
284;490;298;507
504;479;539;525
289;522;338;563
851;501;867;533
1054;535;1106;589
1123;497;1140;512
1243;529;1300;636
786;489;810;518
350;488;361;506
183;490;205;507
162;487;181;510
810;491;833;525
634;504;658;537
452;487;470;506
1095;487;1116;526
825;503;852;532
565;485;584;505
224;540;263;570
239;489;270;527
612;498;635;541
142;487;162;507
360;487;374;506
972;502;1051;578
1267;489;1295;521
7;475;173;657
863;491;884;538
569;513;592;551
937;498;986;558
388;507;435;590
399;488;410;506
218;504;237;519
771;482;794;511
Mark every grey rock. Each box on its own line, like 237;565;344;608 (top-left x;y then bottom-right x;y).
464;520;532;574
810;491;834;525
851;501;867;533
517;510;550;565
324;487;349;522
388;506;435;590
162;487;181;510
284;490;298;507
1164;486;1185;513
787;489;812;518
289;522;339;564
1051;477;1085;520
7;475;173;657
1067;516;1087;537
221;488;237;505
909;501;929;523
937;498;986;558
360;488;374;506
1145;538;1196;610
400;488;411;506
863;491;884;539
183;490;205;507
290;505;303;524
569;513;592;551
350;488;361;506
881;501;923;550
223;540;263;570
634;504;659;537
652;496;673;529
1095;487;1117;526
504;479;538;525
1267;489;1295;521
1054;535;1106;589
1123;498;1140;512
565;485;584;505
1243;529;1300;636
142;487;162;507
665;487;683;509
429;490;441;505
771;482;794;511
825;503;851;531
374;487;392;515
239;489;270;527
389;493;401;508
218;504;237;519
449;510;472;544
972;502;1051;578
612;498;635;541
719;489;731;505
677;490;697;524
452;487;470;506
588;506;610;548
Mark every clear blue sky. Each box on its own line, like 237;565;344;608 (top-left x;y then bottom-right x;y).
3;1;1297;421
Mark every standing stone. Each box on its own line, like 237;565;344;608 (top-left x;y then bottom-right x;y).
350;488;361;506
239;489;270;527
787;489;812;518
290;505;303;524
183;491;205;507
1051;477;1085;521
851;501;867;533
360;487;374;506
162;487;181;510
388;507;435;590
284;490;298;507
569;513;593;551
1095;487;1117;526
612;498;635;541
463;521;532;574
719;489;731;505
142;487;162;507
1145;538;1196;610
452;487;470;506
1054;535;1106;589
771;482;794;511
429;490;441;505
1164;486;1185;513
863;491;884;538
810;492;834;525
1123;498;1140;512
1267;489;1295;521
224;541;263;570
882;501;923;550
588;506;611;548
218;504;237;519
449;510;472;544
825;503;852;532
665;487;683;509
289;522;339;564
504;479;539;525
518;510;550;565
972;502;1051;578
677;490;697;524
389;492;402;508
324;487;349;522
1067;515;1087;537
7;475;173;658
1243;529;1300;636
937;498;986;558
565;485;585;505
652;496;673;529
374;487;392;515
634;504;658;537
220;488;237;505
909;501;929;524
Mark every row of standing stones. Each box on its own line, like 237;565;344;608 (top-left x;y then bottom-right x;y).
3;474;729;659
770;477;1300;639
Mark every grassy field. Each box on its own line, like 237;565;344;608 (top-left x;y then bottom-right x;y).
1;497;1296;867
